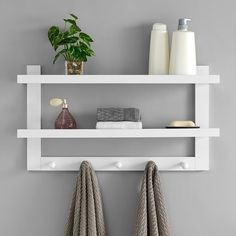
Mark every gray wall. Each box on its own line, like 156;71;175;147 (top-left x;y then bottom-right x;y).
0;0;233;235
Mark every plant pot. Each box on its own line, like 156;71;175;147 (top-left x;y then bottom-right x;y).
65;61;84;75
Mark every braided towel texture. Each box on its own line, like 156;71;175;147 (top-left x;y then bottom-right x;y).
65;161;106;236
97;108;140;122
135;161;171;236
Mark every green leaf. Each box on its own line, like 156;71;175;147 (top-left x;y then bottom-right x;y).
53;54;60;64
80;38;90;45
48;29;63;51
79;42;94;56
79;32;93;42
68;45;76;54
53;33;64;50
67;45;88;61
85;48;95;56
69;45;81;60
48;26;59;45
62;31;70;38
63;18;76;26
79;41;89;49
69;24;81;35
70;13;78;20
53;49;67;64
82;55;88;62
59;36;79;45
80;50;88;61
80;39;91;47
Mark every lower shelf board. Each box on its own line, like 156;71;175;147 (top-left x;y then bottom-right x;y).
17;128;220;138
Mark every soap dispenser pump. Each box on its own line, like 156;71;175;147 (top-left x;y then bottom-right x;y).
50;98;77;129
169;18;197;75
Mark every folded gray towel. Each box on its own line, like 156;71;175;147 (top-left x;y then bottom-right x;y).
65;161;106;236
135;161;171;236
97;108;140;121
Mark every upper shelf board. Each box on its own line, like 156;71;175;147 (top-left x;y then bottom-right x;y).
17;74;220;84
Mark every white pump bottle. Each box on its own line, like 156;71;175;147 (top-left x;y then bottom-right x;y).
148;23;169;75
169;18;196;75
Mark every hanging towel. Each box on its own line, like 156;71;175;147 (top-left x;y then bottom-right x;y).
96;121;143;129
135;161;171;236
65;161;106;236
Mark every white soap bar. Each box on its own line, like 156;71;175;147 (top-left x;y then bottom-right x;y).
168;120;196;127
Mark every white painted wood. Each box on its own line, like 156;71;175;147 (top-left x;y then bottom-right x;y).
27;139;41;170
39;157;196;171
180;161;189;170
17;128;220;138
18;65;220;171
27;65;41;75
17;74;220;84
195;66;210;170
27;66;41;129
48;161;56;169
195;137;210;170
115;162;123;169
27;85;41;129
26;65;41;170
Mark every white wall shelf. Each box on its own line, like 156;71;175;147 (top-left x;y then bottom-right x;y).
17;65;220;171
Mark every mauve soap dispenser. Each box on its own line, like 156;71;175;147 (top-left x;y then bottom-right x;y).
50;98;77;129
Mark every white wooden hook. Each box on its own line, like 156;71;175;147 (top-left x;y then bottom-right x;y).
49;161;56;169
180;162;189;170
115;162;123;169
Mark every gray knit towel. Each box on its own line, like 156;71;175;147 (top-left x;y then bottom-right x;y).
97;108;140;121
135;161;171;236
65;161;106;236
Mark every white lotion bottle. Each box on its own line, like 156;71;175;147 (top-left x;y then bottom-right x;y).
148;23;169;75
169;18;196;75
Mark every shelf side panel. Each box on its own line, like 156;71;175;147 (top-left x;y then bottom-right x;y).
195;66;210;170
27;65;41;170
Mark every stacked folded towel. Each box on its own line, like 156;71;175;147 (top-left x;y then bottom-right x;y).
96;108;142;129
96;121;143;129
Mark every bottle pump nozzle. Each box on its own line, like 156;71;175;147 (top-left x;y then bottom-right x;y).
178;18;191;31
62;99;68;108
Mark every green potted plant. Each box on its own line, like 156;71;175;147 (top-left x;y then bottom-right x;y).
48;14;95;75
